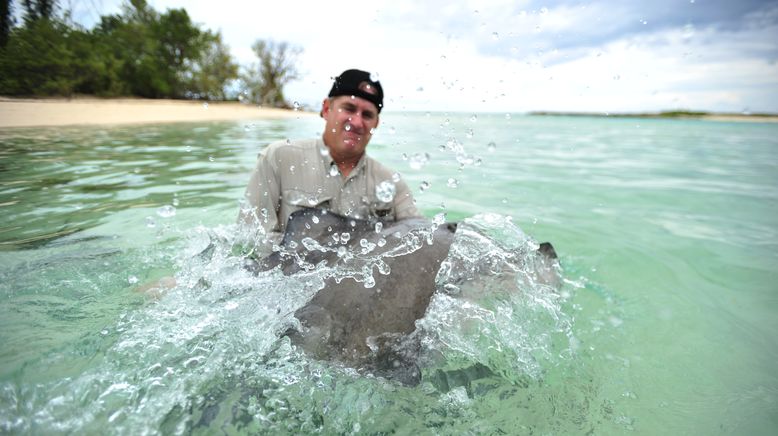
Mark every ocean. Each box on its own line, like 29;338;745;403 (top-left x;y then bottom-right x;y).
1;112;776;434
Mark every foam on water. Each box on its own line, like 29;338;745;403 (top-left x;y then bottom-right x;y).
0;214;574;434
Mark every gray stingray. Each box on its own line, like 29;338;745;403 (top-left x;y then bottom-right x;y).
250;208;559;386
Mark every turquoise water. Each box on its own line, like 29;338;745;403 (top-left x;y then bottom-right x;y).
1;113;776;434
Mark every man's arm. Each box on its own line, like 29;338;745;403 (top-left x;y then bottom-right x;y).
238;146;282;241
392;178;421;220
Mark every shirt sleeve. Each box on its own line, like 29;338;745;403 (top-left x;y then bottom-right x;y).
393;178;421;219
238;145;283;241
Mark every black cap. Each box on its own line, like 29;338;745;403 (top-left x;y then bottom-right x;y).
328;69;384;113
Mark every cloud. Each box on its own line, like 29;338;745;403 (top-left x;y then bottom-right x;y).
59;0;778;113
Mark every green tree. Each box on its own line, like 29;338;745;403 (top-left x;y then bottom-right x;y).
0;18;108;96
1;0;13;47
21;0;56;22
186;31;238;100
244;39;302;108
0;0;243;100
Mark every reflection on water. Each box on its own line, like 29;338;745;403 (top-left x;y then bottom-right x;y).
1;115;777;434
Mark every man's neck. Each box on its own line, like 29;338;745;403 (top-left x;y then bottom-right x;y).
335;156;361;178
322;137;364;178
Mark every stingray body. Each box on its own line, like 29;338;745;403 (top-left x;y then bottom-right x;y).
252;208;558;385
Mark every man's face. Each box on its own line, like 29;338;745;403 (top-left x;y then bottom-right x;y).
321;95;380;162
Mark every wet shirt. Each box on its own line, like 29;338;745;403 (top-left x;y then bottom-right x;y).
239;138;419;243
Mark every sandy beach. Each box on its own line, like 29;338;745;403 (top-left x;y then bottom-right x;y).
0;97;315;128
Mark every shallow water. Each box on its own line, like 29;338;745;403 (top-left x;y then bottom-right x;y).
1;114;776;434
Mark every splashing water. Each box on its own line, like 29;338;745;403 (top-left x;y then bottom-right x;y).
375;180;397;203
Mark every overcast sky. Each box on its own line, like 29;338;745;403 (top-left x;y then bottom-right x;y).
58;0;778;113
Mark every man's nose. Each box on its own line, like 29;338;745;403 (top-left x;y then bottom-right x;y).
348;115;365;131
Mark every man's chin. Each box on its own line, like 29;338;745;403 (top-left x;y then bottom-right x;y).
342;138;361;149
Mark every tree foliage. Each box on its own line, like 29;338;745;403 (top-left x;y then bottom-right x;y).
1;0;13;47
242;39;302;108
0;0;241;99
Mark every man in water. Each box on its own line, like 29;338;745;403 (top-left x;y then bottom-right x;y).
238;69;420;252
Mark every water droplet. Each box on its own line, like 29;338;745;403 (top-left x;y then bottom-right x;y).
391;172;401;183
540;7;549;15
505;113;512;120
470;114;478;122
293;101;300;110
374;222;383;233
363;275;376;288
370;71;380;82
443;283;460;295
433;212;446;226
377;238;387;247
376;180;397;202
208;156;215;162
419;181;430;192
641;19;648;25
344;123;352;131
185;145;192;152
613;75;621;80
491;32;499;40
409;153;430;170
202;102;209;109
447;178;458;188
289;165;295;173
156;205;176;218
340;232;351;243
416;86;424;92
501;198;508;204
487;141;497;152
741;108;751;115
389;126;396;134
128;275;139;284
337;246;347;257
172;198;180;207
145;216;156;228
312;215;320;224
329;165;340;177
466;128;474;139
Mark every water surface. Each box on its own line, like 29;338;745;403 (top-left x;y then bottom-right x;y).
1;113;776;434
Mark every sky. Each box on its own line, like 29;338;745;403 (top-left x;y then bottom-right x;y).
52;0;778;113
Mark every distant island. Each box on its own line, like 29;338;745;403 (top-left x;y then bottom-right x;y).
529;110;778;122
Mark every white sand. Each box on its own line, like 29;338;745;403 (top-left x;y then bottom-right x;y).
0;97;315;128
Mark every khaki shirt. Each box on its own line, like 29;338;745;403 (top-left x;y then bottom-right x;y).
239;138;420;244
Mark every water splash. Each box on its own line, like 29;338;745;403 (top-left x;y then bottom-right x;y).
1;214;575;434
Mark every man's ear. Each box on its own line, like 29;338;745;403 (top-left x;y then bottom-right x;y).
320;98;330;118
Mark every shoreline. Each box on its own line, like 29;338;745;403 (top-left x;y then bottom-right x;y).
0;97;316;128
527;111;778;123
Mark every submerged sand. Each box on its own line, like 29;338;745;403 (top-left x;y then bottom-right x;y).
0;97;315;128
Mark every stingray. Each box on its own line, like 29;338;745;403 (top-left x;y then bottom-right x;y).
249;208;560;386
